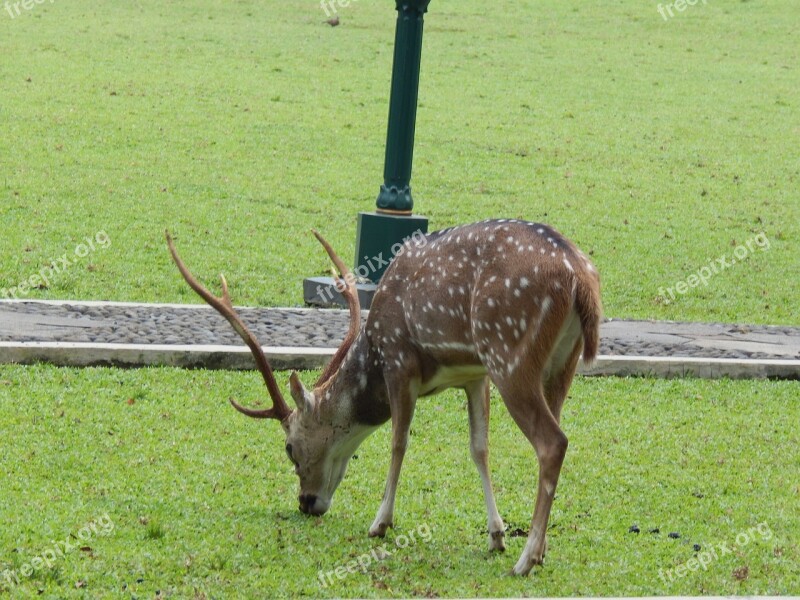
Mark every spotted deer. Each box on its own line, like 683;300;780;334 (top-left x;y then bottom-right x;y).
165;218;601;576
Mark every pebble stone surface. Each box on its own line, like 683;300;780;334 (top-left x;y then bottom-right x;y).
1;301;799;361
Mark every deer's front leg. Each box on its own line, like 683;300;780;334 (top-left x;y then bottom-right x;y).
369;377;419;538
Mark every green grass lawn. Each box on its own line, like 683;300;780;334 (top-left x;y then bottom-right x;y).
1;1;799;597
0;366;798;598
0;0;798;324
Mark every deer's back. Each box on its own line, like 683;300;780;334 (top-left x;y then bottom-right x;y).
368;220;598;384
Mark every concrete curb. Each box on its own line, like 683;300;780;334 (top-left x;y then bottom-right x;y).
0;342;336;371
1;342;798;379
582;355;800;380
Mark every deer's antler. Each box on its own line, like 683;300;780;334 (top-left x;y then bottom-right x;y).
312;230;362;389
165;231;292;421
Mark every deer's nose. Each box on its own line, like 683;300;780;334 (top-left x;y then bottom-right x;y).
299;494;319;515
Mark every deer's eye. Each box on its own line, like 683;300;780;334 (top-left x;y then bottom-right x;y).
286;444;298;466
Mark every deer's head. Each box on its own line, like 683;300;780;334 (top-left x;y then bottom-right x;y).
166;230;363;516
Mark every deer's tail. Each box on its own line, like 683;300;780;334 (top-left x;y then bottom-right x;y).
574;269;602;364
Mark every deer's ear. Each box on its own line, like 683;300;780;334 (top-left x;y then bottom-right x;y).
289;371;315;413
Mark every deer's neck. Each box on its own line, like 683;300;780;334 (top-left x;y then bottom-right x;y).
324;331;391;427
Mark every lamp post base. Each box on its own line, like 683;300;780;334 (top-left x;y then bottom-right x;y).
354;211;428;283
303;211;428;308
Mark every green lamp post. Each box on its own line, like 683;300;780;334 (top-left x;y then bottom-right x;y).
354;0;430;284
376;0;431;214
304;0;431;306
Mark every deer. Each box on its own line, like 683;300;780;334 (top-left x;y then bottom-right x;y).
165;218;601;576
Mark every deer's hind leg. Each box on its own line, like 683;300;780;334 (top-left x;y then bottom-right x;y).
489;303;575;576
494;375;567;576
537;312;583;558
465;377;505;552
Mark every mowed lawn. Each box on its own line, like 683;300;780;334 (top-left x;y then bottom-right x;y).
1;0;799;597
0;367;798;598
0;0;797;323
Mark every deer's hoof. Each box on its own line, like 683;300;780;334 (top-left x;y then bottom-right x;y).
368;522;392;538
489;530;506;552
511;552;543;576
509;562;532;577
